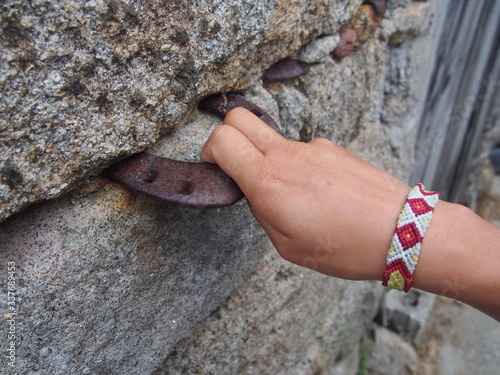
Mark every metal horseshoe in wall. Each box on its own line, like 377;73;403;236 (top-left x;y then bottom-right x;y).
106;93;282;208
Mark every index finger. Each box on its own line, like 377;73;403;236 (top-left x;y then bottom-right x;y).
224;107;286;153
200;124;264;193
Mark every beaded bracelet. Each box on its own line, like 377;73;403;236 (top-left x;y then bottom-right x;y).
382;183;440;292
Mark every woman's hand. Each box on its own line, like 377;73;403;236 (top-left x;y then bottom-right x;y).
201;107;500;320
201;108;410;280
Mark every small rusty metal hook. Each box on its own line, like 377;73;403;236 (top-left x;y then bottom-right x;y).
199;93;282;135
261;59;306;84
332;28;357;58
362;0;387;17
106;94;280;208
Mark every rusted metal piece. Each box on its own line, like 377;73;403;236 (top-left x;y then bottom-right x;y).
107;153;244;208
199;93;282;135
107;94;280;208
332;27;357;58
362;0;387;16
261;59;306;83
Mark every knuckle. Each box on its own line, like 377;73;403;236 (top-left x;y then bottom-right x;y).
308;137;333;148
211;124;231;139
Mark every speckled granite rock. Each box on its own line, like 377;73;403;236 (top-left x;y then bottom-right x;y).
0;0;442;374
1;184;268;373
0;0;361;221
154;250;377;375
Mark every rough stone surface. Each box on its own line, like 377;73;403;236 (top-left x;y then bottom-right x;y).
367;326;418;375
1;188;270;373
378;289;436;345
0;0;444;374
154;250;375;375
297;34;340;64
0;0;362;222
416;297;500;375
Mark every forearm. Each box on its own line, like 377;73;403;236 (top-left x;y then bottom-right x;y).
201;108;500;320
413;201;500;320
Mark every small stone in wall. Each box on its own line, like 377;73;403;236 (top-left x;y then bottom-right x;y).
332;28;357;58
379;289;436;345
367;326;418;375
297;34;340;63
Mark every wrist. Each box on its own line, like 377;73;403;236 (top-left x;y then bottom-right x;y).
413;201;500;319
358;180;411;282
411;200;461;293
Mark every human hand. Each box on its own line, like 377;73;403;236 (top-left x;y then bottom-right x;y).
201;108;410;280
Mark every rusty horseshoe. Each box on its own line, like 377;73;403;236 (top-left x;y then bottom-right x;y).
261;59;306;84
106;94;280;208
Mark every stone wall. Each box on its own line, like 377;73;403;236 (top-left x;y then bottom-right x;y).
1;1;449;374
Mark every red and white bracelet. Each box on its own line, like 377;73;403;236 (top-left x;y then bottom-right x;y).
382;183;440;292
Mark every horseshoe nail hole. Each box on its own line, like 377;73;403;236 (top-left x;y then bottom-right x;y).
174;180;195;195
140;168;159;183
